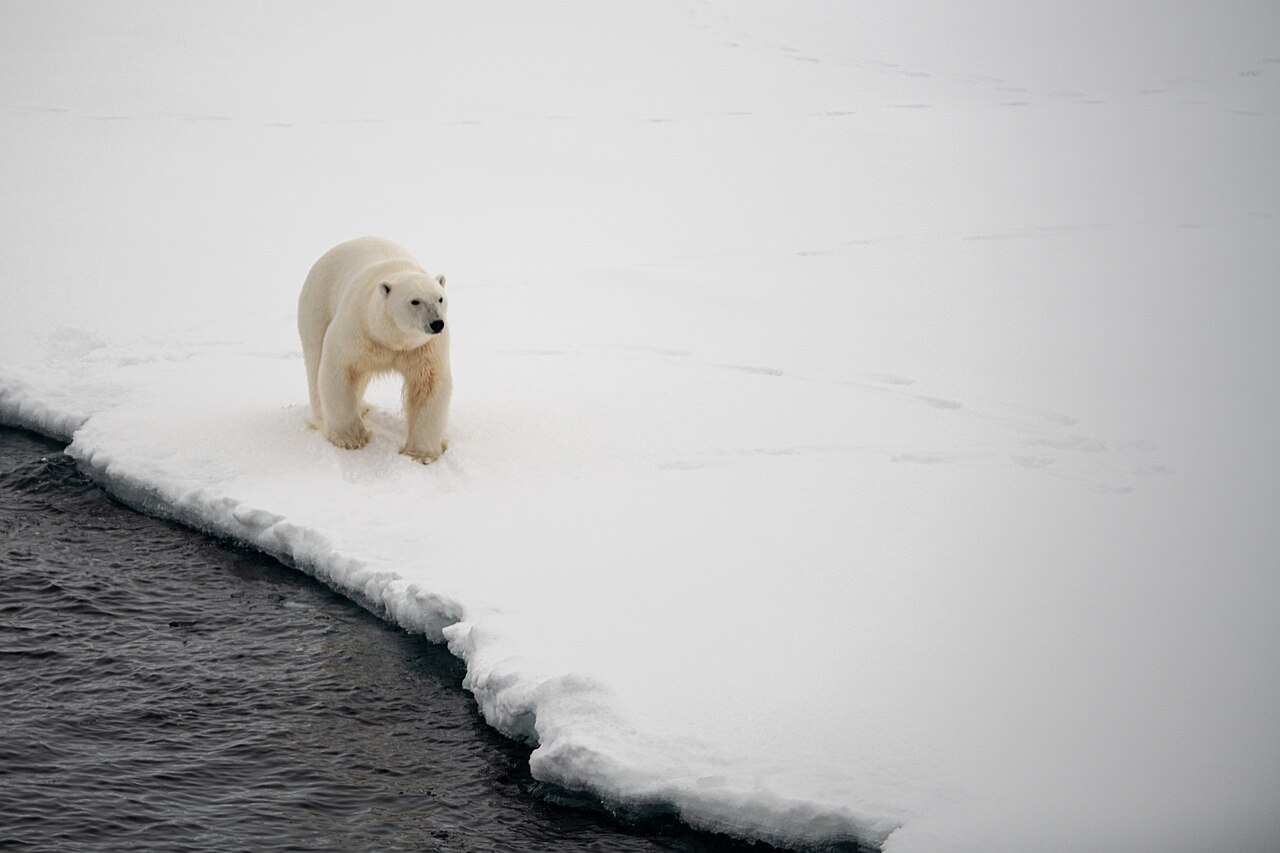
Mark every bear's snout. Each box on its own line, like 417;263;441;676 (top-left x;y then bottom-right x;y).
429;319;445;334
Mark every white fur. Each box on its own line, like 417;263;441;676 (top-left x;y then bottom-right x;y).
298;237;452;463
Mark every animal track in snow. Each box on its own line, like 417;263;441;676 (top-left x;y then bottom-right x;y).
1034;435;1107;453
585;344;695;358
916;396;963;411
499;344;1170;495
862;372;914;387
892;452;962;465
1124;464;1177;477
710;362;787;377
1086;483;1134;495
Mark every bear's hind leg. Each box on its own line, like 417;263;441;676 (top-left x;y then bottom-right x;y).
300;330;325;429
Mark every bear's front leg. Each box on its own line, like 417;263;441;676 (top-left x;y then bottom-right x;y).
318;352;371;451
401;368;452;464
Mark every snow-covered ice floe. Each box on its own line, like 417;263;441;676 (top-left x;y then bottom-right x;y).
3;2;1279;851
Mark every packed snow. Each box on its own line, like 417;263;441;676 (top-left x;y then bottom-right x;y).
3;2;1279;850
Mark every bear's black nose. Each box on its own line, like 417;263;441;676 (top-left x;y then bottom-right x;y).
430;320;445;334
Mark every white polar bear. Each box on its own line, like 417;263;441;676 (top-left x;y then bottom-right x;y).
298;237;452;463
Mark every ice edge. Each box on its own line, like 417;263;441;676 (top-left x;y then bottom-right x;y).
0;399;892;853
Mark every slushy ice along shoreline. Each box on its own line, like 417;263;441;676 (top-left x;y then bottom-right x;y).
0;422;871;853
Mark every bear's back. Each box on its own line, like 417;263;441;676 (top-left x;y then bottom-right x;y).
301;237;424;326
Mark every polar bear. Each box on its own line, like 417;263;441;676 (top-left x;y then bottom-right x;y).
298;237;451;463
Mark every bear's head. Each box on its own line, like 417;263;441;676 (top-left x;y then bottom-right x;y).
376;271;448;347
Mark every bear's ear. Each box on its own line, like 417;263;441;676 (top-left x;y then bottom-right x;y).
435;273;446;287
380;281;391;296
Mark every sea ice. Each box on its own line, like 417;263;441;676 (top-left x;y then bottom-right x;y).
2;2;1278;851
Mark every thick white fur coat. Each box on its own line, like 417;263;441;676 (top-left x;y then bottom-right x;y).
298;237;452;463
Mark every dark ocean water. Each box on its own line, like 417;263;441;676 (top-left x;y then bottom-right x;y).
0;426;802;852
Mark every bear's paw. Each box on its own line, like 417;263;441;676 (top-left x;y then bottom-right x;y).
401;444;444;465
327;421;372;450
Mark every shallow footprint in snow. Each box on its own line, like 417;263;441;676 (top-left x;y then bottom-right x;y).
861;372;915;387
1086;482;1135;495
915;395;963;411
656;458;711;471
1124;464;1178;477
1034;434;1107;453
891;452;962;465
711;362;786;377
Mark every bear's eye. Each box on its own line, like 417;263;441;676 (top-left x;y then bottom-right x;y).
438;297;444;303
410;299;421;306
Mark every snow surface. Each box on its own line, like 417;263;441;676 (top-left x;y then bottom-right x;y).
3;2;1279;850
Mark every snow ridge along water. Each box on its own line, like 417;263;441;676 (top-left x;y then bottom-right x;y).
3;3;1279;851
